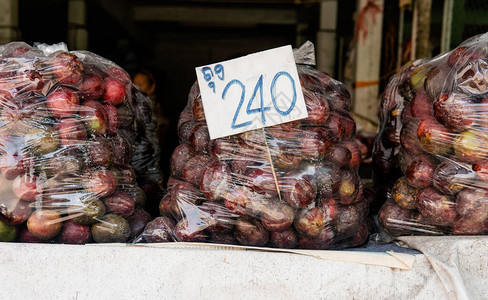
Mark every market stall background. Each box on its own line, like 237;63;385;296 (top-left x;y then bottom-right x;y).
1;0;488;297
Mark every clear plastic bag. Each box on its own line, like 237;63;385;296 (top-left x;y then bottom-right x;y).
0;42;150;243
131;86;165;212
374;33;488;237
139;44;369;249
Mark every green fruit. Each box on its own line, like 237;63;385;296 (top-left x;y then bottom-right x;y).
91;214;130;243
410;65;430;92
71;199;106;225
25;126;59;156
453;130;488;163
0;219;17;242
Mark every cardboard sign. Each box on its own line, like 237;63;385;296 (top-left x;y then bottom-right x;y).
195;45;308;140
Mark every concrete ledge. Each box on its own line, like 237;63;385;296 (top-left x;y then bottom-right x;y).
0;242;447;299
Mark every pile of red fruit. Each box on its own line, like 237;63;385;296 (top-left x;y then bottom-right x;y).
0;42;151;243
142;62;368;249
375;33;488;236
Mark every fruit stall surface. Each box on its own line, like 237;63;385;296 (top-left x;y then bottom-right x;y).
1;236;487;299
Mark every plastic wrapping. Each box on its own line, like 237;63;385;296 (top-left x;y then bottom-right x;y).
131;86;165;211
374;33;488;237
139;44;368;249
0;42;151;243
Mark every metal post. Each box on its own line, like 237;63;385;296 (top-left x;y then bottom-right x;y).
317;0;338;76
397;4;405;70
0;0;18;45
414;0;432;59
441;0;454;52
352;0;384;125
68;0;88;50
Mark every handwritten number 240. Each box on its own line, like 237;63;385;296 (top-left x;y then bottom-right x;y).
221;72;297;130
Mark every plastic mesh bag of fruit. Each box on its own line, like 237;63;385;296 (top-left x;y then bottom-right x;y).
139;43;369;249
373;33;488;238
0;42;152;243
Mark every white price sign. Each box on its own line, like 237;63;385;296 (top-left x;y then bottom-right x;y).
195;45;308;140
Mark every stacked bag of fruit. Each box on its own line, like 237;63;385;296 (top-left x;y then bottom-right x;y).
375;33;488;237
130;87;165;210
140;45;369;249
0;42;151;243
371;59;424;212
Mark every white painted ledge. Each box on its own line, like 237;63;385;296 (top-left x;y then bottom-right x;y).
0;242;447;299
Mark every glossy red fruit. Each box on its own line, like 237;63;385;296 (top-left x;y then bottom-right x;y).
233;217;269;246
111;134;132;166
391;177;419;210
85;169;116;197
246;168;280;198
27;209;62;240
316;198;339;221
302;90;330;125
424;66;451;100
473;160;488;182
405;155;435;189
174;218;206;242
142;216;175;243
56;118;87;146
199;202;235;233
103;190;135;217
260;201;295;232
50;52;84;85
12;174;41;202
456;188;488;222
78;74;104;100
170;144;195;178
410;88;434;118
447;47;484;67
103;77;126;105
223;187;259;216
192;96;206;122
181;154;214;186
87;137;113;167
433;160;474;195
452;217;488;235
336;204;361;234
80;98;110;135
281;171;317;208
200;161;232;201
46;86;79;118
294;207;327;238
57;220;91;244
298;227;335;250
343;140;362;169
0;199;32;225
326;143;351;168
417;187;457;226
103;104;120;135
434;93;475;132
324;111;356;141
417;117;453;155
127;208;152;239
400;121;423;155
270;228;297;249
189;123;210;153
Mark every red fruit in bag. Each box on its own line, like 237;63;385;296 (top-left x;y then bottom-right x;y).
103;77;126;105
46;86;79;118
417;187;457;226
27;209;62;240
